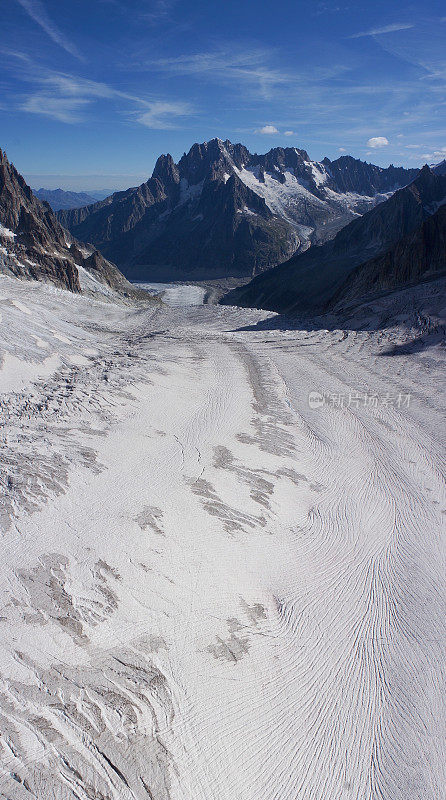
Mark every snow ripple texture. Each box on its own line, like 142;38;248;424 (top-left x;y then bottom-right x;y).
0;276;444;800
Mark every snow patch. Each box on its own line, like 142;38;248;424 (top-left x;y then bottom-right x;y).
234;165;325;236
237;206;258;217
0;223;16;240
310;162;329;187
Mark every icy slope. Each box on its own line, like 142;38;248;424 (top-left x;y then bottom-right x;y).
0;276;444;799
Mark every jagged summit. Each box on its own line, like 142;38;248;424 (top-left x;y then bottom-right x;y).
152;153;180;185
58;138;419;282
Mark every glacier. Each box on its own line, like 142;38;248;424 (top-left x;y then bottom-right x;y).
0;274;444;800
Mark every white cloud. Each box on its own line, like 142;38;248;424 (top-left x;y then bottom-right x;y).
367;136;389;148
284;130;294;136
255;124;280;135
350;23;414;39
22;93;89;123
15;0;84;61
338;147;346;152
138;101;193;129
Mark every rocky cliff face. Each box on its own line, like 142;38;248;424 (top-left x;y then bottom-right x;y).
58;139;418;281
0;149;144;298
221;166;446;313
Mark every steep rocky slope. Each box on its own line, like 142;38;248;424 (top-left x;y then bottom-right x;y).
58;138;418;281
0;149;146;298
330;203;446;308
222;166;445;313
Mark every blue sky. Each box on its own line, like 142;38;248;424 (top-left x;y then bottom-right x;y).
1;0;445;191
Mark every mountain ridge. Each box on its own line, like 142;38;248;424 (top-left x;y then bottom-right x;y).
57;138;418;282
33;188;101;211
221;165;446;313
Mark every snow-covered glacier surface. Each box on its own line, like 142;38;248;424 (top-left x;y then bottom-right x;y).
0;275;444;800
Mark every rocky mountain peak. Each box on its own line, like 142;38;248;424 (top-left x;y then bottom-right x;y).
177;138;250;183
152;153;180;185
416;163;436;183
406;164;446;207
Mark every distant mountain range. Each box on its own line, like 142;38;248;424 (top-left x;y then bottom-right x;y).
0;149;146;298
57;138;419;281
222;166;446;313
33;188;102;211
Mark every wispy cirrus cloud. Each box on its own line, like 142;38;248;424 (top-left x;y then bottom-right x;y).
350;23;414;39
22;94;89;123
145;46;293;100
15;0;84;61
420;146;446;162
19;65;144;122
4;51;194;126
138;101;193;128
141;0;177;24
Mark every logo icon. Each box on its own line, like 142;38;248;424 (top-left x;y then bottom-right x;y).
308;391;325;409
